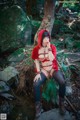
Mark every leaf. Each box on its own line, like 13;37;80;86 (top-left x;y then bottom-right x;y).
42;79;57;103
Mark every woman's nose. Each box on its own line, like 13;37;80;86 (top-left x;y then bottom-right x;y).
47;39;49;42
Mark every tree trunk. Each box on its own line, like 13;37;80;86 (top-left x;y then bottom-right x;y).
34;0;56;45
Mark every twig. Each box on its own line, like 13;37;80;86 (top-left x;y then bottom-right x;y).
65;52;80;56
65;96;77;113
57;50;64;55
69;58;80;63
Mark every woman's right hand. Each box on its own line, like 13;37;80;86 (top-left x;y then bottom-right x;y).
34;73;41;82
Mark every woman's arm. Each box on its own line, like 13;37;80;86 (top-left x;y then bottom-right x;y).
34;59;40;73
48;50;55;61
47;42;55;61
34;59;41;82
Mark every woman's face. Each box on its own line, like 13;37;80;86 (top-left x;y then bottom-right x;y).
42;37;49;47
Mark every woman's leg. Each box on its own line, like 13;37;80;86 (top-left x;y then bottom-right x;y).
52;70;66;115
33;72;47;117
53;70;66;98
33;72;47;102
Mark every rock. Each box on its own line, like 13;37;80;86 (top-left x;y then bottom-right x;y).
38;109;73;120
0;5;32;52
66;85;73;96
0;66;19;82
8;48;25;63
77;111;80;120
0;101;13;114
0;93;15;100
0;80;10;93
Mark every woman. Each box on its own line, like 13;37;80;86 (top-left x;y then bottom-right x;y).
31;29;66;118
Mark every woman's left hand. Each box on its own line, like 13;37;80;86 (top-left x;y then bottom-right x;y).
34;73;41;82
47;42;50;48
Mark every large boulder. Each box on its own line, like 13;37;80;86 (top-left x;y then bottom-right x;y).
38;109;73;120
0;5;32;52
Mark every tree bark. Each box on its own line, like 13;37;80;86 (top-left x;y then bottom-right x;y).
34;0;56;45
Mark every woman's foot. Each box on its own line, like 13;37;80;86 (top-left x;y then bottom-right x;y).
35;102;43;118
59;98;66;115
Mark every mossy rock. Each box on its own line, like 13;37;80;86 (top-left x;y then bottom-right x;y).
0;5;32;52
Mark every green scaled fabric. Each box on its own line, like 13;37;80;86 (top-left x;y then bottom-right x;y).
42;78;57;103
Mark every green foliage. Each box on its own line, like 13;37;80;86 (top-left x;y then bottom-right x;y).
8;48;25;62
54;19;73;35
63;0;77;7
61;63;68;71
63;0;80;12
42;79;57;103
0;86;4;90
73;41;80;49
25;50;33;66
31;20;41;34
57;51;71;79
54;19;63;25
